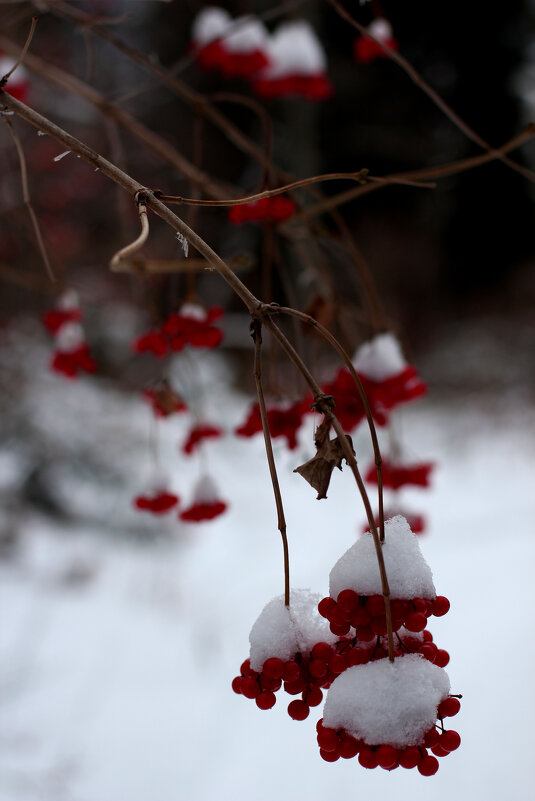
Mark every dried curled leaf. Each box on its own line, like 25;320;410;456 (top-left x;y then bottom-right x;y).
294;419;355;499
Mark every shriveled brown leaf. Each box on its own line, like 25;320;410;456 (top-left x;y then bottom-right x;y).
294;419;355;499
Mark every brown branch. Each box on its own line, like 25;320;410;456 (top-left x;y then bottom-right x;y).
290;124;535;223
328;0;535;184
0;35;234;201
252;317;290;607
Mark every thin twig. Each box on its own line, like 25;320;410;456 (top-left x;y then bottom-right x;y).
0;16;37;85
251;317;290;607
2;115;55;282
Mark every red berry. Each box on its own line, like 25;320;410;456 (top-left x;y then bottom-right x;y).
347;647;369;667
317;729;340;751
316;718;325;732
309;659;328;679
434;649;450;667
318;597;337;619
232;677;243;694
288;700;310;720
376;744;398;769
260;675;282;691
423;728;440;748
337;588;359;612
339;734;360;759
304;686;323;707
431;745;450;757
240;659;254;676
320;748;340;762
367;594;385;616
399;747;420;769
404;611;427;632
311;642;334;661
240;676;260;699
422;629;433;642
262;657;285;679
441;730;461;751
418;643;438;662
330;621;350;636
329;653;348;674
418;755;439;776
283;660;301;682
412;597;428;614
350;606;371;626
438;697;461;717
256;691;276;710
355;624;374;642
358;748;378;769
432;596;450;617
390;598;409;619
370;616;388;636
284;678;306;695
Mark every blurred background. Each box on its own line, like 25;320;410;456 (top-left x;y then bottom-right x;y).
0;1;534;800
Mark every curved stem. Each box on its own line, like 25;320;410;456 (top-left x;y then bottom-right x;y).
252;318;290;607
109;198;149;269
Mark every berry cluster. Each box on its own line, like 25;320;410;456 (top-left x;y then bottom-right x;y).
316;709;460;774
235;398;309;450
133;476;227;523
318;589;450;641
42;290;97;379
133;304;223;358
353;18;398;65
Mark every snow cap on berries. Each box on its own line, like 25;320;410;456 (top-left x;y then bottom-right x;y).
329;515;436;599
368;18;395;42
352;332;407;381
192;6;231;46
261;20;327;79
249;589;336;672
55;321;86;351
224;16;269;54
323;654;450;747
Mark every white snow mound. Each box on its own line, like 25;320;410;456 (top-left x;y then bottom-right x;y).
261;21;326;79
323;654;450;747
353;332;407;381
329;515;436;599
249;589;336;672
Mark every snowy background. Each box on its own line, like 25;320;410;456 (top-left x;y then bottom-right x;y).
1;320;534;801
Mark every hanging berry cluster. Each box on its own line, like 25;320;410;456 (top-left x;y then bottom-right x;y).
232;517;460;775
42;289;97;379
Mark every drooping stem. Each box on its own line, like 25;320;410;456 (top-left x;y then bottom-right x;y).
252;317;290;607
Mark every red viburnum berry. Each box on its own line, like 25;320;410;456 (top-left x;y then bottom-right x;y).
358;748;378;769
440;730;461;752
256;691;276;710
433;649;450;668
320;748;340;762
398;746;420;769
404;611;427;632
287;699;309;720
282;660;301;682
438;697;461;718
376;744;398;770
262;657;285;679
418;755;439;776
432;596;451;617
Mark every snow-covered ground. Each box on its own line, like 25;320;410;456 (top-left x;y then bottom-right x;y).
1;333;533;801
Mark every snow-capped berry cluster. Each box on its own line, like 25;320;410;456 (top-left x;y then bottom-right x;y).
42;290;97;379
323;332;427;429
134;475;227;523
317;655;460;774
190;10;331;100
251;20;332;100
133;304;223;358
191;7;270;78
353;18;398;64
232;590;339;719
233;519;460;775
